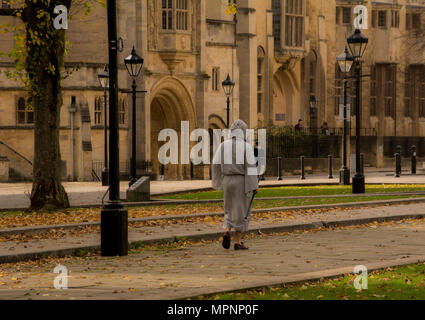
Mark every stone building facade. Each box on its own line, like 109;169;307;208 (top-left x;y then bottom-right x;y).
0;0;425;181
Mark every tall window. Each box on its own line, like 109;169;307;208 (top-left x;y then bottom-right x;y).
176;0;188;30
162;0;189;31
257;47;265;114
391;10;400;28
309;61;315;94
370;66;377;116
372;64;396;118
16;97;34;125
94;97;103;125
342;7;351;25
272;0;281;49
407;13;421;30
405;67;412;118
211;67;220;91
119;99;126;125
384;64;396;117
378;10;387;28
162;0;173;30
334;64;355;116
284;0;304;48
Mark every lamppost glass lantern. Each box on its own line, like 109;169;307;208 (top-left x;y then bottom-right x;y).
222;74;235;97
98;65;109;89
337;47;354;74
124;46;144;79
347;29;368;59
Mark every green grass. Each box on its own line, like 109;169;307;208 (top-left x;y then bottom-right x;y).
200;263;425;300
251;195;425;209
157;185;425;200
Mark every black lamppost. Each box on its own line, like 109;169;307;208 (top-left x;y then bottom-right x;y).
98;65;109;186
337;47;354;186
347;29;368;194
101;0;128;257
222;74;235;128
124;47;144;187
309;95;319;158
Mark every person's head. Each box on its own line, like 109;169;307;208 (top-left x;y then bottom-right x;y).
230;119;248;141
298;119;303;126
323;122;328;126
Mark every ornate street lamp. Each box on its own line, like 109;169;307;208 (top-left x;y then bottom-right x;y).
222;74;235;128
337;47;354;186
124;46;144;187
98;65;109;186
347;29;368;194
101;0;128;257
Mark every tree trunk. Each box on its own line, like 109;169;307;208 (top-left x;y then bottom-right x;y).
24;1;71;211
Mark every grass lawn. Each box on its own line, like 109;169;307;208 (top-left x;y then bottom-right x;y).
200;263;425;300
157;184;425;200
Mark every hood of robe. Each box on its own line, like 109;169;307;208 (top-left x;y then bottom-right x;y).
230;119;248;141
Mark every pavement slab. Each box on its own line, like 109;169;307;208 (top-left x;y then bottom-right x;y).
0;221;424;300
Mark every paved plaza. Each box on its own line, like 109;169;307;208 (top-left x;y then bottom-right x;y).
0;220;424;300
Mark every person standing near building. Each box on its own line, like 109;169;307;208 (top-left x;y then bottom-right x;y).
295;119;303;132
212;120;259;250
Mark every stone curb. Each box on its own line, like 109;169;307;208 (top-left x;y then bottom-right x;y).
0;211;424;264
180;255;425;300
2;196;425;237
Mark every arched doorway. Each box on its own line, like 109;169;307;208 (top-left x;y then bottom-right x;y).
150;77;196;180
272;68;298;126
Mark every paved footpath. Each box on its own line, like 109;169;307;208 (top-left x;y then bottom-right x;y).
0;220;424;300
1;202;425;265
1;171;425;210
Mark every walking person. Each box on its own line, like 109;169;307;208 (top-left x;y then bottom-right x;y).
212;120;259;250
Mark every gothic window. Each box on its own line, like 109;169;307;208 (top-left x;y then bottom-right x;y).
257;47;265;114
334;64;355;116
211;67;220;91
342;7;351;25
384;64;396;118
119;99;126;125
284;0;304;48
272;0;281;49
370;66;377;116
405;67;412;118
16;97;34;125
94;97;103;125
162;0;189;31
391;10;400;28
378;10;387;28
162;0;173;30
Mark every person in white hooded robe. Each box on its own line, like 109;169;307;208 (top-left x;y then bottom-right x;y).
212;120;259;250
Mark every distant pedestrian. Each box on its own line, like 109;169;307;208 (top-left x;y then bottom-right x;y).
212;120;259;251
295;119;303;132
321;122;330;135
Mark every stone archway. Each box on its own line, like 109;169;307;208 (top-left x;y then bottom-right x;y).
272;68;298;126
150;77;196;180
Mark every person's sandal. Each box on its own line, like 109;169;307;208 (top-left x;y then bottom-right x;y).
234;242;249;250
222;232;231;249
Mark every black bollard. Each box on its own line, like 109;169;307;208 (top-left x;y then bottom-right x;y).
301;156;306;180
395;153;401;178
328;155;333;179
161;163;165;176
277;157;282;181
411;145;417;175
190;162;194;180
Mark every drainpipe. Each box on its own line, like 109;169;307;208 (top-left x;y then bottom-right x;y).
68;96;77;181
